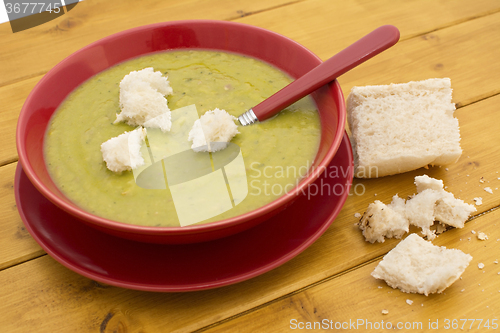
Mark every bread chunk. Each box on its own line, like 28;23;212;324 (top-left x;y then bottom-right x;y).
358;175;475;242
371;234;472;296
358;195;409;243
415;174;444;192
116;68;173;132
434;191;476;228
405;189;443;240
188;108;239;152
100;127;147;173
347;78;461;178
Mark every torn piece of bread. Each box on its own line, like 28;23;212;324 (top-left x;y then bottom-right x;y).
415;174;444;192
358;195;409;243
116;68;173;132
405;189;443;240
358;175;476;242
347;78;461;178
371;233;472;296
100;127;147;173
188;108;239;152
408;176;476;234
434;191;476;228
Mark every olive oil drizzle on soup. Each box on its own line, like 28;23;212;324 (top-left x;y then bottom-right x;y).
44;50;321;227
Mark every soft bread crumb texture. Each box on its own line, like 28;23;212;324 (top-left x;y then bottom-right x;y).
188;108;239;152
347;78;461;178
358;195;408;243
100;127;147;173
371;234;472;296
358;175;476;242
116;68;173;132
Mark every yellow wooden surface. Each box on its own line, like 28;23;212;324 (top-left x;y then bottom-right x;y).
1;0;499;332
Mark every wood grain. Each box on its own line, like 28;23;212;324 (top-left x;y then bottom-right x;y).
205;207;500;333
1;94;498;332
0;77;38;167
0;0;299;87
2;6;500;166
0;162;44;271
238;4;500;106
1;0;500;331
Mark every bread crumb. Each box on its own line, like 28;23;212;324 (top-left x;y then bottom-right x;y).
359;175;475;242
381;309;389;315
357;195;408;243
494;260;498;264
445;168;449;171
378;286;383;289
484;187;493;194
406;299;413;305
461;289;465;292
471;230;476;234
116;68;173;131
474;197;483;205
478;263;485;269
477;232;488;240
354;212;362;219
435;223;447;235
188;108;239;152
101;127;147;173
479;177;485;183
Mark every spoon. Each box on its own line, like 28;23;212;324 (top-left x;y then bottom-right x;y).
237;25;400;126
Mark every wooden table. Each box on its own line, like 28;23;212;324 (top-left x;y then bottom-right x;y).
1;0;499;332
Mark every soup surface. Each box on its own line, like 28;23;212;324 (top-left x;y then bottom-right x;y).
45;50;321;226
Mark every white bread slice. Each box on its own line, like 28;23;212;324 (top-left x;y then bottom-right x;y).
100;127;147;173
371;233;472;296
347;78;461;178
358;195;409;243
116;68;173;132
188;108;239;152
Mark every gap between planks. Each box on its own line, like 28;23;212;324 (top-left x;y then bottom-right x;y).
2;89;500;171
0;252;47;273
399;7;500;42
193;203;500;333
0;5;499;90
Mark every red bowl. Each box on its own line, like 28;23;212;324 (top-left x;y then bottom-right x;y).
16;20;346;244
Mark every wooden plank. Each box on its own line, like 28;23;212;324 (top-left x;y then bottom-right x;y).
204;207;500;333
0;94;498;332
0;0;300;87
1;0;500;331
236;0;500;48
235;2;500;106
0;162;44;271
0;77;38;167
2;9;500;166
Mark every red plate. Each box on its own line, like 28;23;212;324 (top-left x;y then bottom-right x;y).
15;134;353;292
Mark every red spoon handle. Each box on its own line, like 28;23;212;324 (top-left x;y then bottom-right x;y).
251;25;400;122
